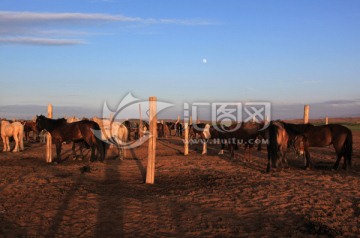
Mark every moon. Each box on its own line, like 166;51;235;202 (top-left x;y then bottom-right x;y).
202;58;207;64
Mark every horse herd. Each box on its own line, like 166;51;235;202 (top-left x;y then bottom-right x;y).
188;120;353;172
0;116;184;161
0;115;354;172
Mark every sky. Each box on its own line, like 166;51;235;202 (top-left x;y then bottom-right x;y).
0;0;359;119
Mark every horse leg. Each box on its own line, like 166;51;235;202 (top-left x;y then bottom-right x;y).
55;141;62;162
230;144;235;159
79;143;84;161
19;131;24;151
72;142;77;160
249;147;252;162
6;137;10;152
1;135;6;152
218;142;225;155
13;134;19;152
304;148;312;169
202;140;207;155
266;144;272;172
90;146;96;162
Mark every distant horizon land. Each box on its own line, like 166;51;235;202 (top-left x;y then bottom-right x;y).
0;102;359;121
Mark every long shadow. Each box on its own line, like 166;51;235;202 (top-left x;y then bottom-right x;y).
129;148;146;183
95;161;124;236
46;176;83;236
157;140;183;155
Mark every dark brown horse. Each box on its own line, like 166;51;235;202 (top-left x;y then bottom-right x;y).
165;122;176;136
226;122;266;161
282;122;353;170
23;121;38;141
36;115;106;162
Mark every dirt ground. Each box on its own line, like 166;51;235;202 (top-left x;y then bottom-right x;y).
0;130;359;237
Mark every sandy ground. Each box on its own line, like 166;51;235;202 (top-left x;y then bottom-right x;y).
0;131;359;237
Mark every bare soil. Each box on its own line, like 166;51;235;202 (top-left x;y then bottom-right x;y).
0;131;359;237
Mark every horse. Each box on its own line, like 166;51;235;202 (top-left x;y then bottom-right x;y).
189;123;211;154
39;130;47;143
1;120;24;152
66;116;80;123
165;122;176;136
23;121;38;141
36;115;106;162
157;122;165;137
283;122;353;170
176;122;183;137
92;117;128;159
266;121;290;172
225;122;266;161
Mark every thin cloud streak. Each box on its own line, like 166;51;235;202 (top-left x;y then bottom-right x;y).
0;11;215;46
0;11;214;26
0;37;85;45
0;11;141;23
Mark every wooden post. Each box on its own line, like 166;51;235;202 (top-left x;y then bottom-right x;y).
139;104;143;140
304;105;310;124
325;116;329;125
189;116;193;125
184;122;189;155
46;104;53;163
146;97;157;184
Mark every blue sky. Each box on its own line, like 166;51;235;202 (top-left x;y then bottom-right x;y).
0;0;359;119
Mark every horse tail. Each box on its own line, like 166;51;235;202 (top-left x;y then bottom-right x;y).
92;122;107;161
19;124;24;151
344;129;353;167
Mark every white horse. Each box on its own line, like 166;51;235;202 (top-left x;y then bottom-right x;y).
1;120;24;152
92;117;129;159
39;130;47;144
66;116;80;123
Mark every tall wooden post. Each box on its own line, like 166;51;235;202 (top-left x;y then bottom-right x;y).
189;116;193;125
146;97;157;184
304;105;310;124
139;104;143;140
325;116;329;125
46;104;53;163
184;122;189;155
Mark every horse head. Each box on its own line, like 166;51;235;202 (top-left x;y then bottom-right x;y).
293;135;307;157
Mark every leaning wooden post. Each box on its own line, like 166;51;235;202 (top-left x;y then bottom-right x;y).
46;104;53;163
184;122;189;155
304;105;310;124
325;116;329;125
146;97;157;184
139;104;143;140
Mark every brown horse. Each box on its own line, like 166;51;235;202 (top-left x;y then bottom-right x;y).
226;122;266;161
36;115;106;162
266;121;289;172
282;122;353;170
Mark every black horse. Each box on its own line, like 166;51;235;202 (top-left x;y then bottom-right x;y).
176;122;183;137
36;115;106;162
282;122;353;170
165;122;176;136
